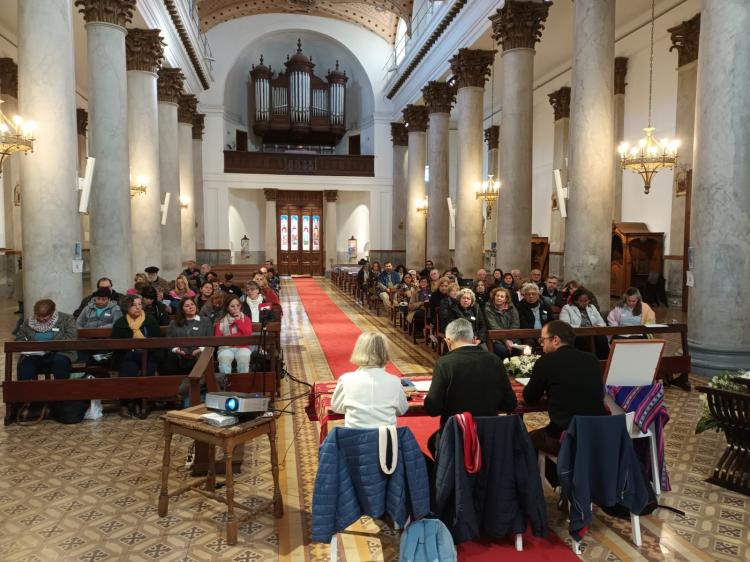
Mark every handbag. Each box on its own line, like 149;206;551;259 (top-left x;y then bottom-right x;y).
16;402;50;426
250;323;272;372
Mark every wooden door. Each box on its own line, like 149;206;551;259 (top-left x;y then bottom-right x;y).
277;191;324;275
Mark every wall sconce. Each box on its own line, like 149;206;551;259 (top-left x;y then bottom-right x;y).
416;195;428;217
347;235;357;262
130;175;147;197
179;195;190;209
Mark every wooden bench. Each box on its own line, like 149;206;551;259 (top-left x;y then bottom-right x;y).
211;264;262;285
486;324;691;389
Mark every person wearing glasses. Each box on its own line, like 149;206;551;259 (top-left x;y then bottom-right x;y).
523;321;607;470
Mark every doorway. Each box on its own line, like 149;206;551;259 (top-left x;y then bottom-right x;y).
277;190;324;275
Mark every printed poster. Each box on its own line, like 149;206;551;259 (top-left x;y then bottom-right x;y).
312;215;320;251
302;215;310;251
280;214;289;251
290;214;298;251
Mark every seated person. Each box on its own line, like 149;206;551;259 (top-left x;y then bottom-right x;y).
517;282;552;330
377;261;401;309
182;260;201;290
491;268;503;288
252;272;280;305
498;272;519;304
419;259;435;281
141;285;170;326
241;281;275;322
560;279;600;309
162;297;213;375
195;280;215;311
266;267;280;292
15;299;77;381
200;292;227;324
523;321;607;466
560;288;609;359
355;258;369;291
73;277;123;318
168;274;196;309
215;295;253;375
407;277;432;336
199;263;212;285
475;268;489;287
427;268;441;292
219;272;242;297
438;282;460;332
126;273;147;295
442;287;486;344
330;331;408;428
511;268;523;288
529;268;545;290
474;280;489;308
145;266;171;292
484;287;520;359
607;286;656;332
76;287;122;329
395;273;416;315
424;318;517;457
541;275;565;309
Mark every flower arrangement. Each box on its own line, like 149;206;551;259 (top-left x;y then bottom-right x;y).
503;354;540;378
695;371;750;434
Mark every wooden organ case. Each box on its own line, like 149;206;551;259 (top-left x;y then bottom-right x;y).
249;40;348;147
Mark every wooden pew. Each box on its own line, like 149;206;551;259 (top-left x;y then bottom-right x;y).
211;263;262;285
486;324;691;389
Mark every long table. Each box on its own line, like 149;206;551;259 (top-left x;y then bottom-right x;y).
306;375;544;442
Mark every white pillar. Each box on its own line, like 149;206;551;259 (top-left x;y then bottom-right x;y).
402;105;428;270
17;0;82;311
324;190;338;267
564;0;616;308
192;113;205;249
157;68;183;280
78;0;134;291
126;28;164;274
178;94;197;262
547;87;570;277
390;123;408;253
423;81;454;271
491;2;550;274
688;0;750;375
264;188;278;265
0;58;18;250
612;57;628;222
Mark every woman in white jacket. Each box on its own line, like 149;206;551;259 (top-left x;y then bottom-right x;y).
559;288;609;359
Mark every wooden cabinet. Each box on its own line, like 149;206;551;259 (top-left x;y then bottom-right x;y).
531;236;550;279
611;222;664;298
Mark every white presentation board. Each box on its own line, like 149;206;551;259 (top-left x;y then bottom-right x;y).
604;339;665;387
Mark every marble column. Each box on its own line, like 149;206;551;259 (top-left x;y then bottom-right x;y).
76;109;90;253
402;104;428;270
192;113;206;249
18;0;82;311
491;2;550;274
449;48;495;276
324;190;338;267
178;94;197;262
157;68;183;279
77;0;135;291
612;57;628;221
423;81;455;271
0;58;19;250
264;189;278;265
484;126;499;254
547;87;570;277
688;1;750;375
666;14;700;306
126;28;164;273
390;123;408;253
563;0;615;308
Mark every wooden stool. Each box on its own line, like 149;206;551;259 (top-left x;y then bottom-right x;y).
158;405;284;545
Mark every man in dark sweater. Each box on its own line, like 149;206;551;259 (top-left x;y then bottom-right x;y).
425;318;518;457
523;320;607;457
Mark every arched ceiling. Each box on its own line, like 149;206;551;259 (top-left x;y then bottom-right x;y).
197;0;411;44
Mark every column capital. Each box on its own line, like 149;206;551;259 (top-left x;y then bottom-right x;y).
402;104;429;133
324;190;339;202
192;113;205;140
391;122;408;146
76;108;88;136
75;0;136;27
668;13;700;67
484;126;500;150
614;57;628;95
449;48;495;89
177;94;198;124
490;0;551;52
422;81;456;114
0;58;18;99
264;188;279;201
126;29;165;73
547;86;571;121
157;68;184;104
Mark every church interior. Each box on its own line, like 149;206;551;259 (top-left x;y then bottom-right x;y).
0;0;749;560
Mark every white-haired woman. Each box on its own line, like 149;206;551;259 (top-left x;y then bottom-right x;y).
330;332;408;428
441;287;487;343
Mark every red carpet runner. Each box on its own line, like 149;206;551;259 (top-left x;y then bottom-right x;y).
294;278;578;562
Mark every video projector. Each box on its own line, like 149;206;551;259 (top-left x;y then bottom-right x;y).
205;392;271;415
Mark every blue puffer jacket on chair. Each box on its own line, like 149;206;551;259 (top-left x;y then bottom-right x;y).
312;426;430;543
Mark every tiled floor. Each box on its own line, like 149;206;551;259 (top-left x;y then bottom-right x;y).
0;280;747;561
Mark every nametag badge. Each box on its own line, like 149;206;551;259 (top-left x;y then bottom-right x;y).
470;316;476;321
104;312;111;316
52;328;60;332
192;326;199;331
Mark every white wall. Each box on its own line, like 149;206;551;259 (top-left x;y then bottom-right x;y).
227;188;265;253
336;191;370;259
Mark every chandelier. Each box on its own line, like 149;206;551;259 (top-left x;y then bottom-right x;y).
618;0;678;194
476;174;500;219
0;100;35;171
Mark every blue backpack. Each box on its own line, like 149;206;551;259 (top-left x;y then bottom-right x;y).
399;518;456;562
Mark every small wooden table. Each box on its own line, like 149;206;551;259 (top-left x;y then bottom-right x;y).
158;405;284;545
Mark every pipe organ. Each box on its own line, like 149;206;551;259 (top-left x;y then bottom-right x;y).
249;39;348;147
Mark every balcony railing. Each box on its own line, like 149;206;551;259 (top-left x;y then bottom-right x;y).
224;151;374;177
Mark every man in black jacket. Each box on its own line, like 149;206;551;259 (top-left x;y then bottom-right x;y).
425;318;517;457
523;320;607;458
73;277;124;318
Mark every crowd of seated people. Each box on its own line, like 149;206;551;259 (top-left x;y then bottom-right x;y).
12;261;282;419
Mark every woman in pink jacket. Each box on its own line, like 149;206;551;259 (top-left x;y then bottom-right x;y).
215;295;253;374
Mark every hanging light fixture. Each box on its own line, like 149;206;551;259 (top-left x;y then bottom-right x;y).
476;55;500;217
0;100;35;172
618;0;679;194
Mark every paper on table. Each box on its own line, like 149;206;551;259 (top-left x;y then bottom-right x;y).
413;380;432;392
20;351;46;356
514;377;530;386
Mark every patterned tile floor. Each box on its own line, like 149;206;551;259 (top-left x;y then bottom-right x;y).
0;279;747;561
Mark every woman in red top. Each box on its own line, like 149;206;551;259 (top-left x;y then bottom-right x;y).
253;272;280;306
215;295;253;374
